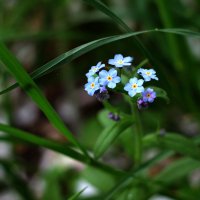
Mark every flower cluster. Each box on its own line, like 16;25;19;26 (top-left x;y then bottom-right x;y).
84;54;159;109
84;54;132;100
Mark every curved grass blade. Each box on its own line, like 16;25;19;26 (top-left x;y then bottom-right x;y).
0;43;89;158
0;123;123;176
0;29;153;95
68;187;87;200
0;123;86;163
83;0;155;64
1;28;200;95
94;119;133;159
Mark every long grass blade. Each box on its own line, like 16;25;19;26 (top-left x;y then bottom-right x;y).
83;0;155;64
0;123;122;176
0;28;200;95
104;151;173;200
0;43;89;158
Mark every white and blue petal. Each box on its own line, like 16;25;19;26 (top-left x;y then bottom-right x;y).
108;82;116;89
137;79;144;86
124;56;133;63
114;54;123;60
128;90;136;97
113;76;121;83
99;70;108;78
109;68;117;76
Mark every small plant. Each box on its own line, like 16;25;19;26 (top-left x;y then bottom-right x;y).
85;54;160;110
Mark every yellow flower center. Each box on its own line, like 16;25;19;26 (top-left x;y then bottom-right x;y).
146;71;151;76
107;76;112;81
132;84;137;89
117;60;123;64
92;67;97;72
90;83;95;88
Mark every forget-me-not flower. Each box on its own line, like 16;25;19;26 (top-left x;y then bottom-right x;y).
86;62;105;78
99;68;121;89
124;77;144;97
108;54;133;68
84;77;100;96
142;88;156;103
137;68;158;82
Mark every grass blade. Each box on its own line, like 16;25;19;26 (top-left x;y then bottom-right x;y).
104;151;173;200
94;119;133;159
0;123;123;176
68;187;87;200
0;123;86;163
143;132;200;160
83;0;155;64
154;157;200;185
0;42;89;158
0;28;200;95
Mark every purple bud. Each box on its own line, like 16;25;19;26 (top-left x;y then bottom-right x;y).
95;86;110;102
108;112;120;121
137;98;149;109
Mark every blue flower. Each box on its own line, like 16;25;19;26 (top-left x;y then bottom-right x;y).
124;77;144;97
142;88;156;103
86;62;105;78
108;54;133;68
99;68;121;89
137;68;158;81
84;77;100;96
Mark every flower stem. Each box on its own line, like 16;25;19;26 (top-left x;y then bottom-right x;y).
131;101;143;166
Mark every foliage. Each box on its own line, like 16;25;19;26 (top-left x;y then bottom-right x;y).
0;0;200;199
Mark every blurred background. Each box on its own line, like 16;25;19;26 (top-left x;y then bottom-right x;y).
0;0;200;199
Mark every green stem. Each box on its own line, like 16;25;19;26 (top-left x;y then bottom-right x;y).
131;101;143;166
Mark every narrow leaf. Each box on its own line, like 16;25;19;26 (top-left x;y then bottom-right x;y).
154;157;200;185
143;132;200;160
68;187;87;200
1;28;200;95
0;123;121;176
94;119;133;159
0;43;89;158
104;151;173;200
150;86;169;103
0;123;86;163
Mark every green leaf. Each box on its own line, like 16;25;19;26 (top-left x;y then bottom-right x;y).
0;29;153;95
104;151;173;200
0;123;86;163
0;42;89;158
83;0;155;64
94;119;133;159
97;109;115;128
154;157;200;185
81;167;115;192
0;123;122;176
150;86;169;103
42;169;65;200
143;132;200;160
1;28;200;95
